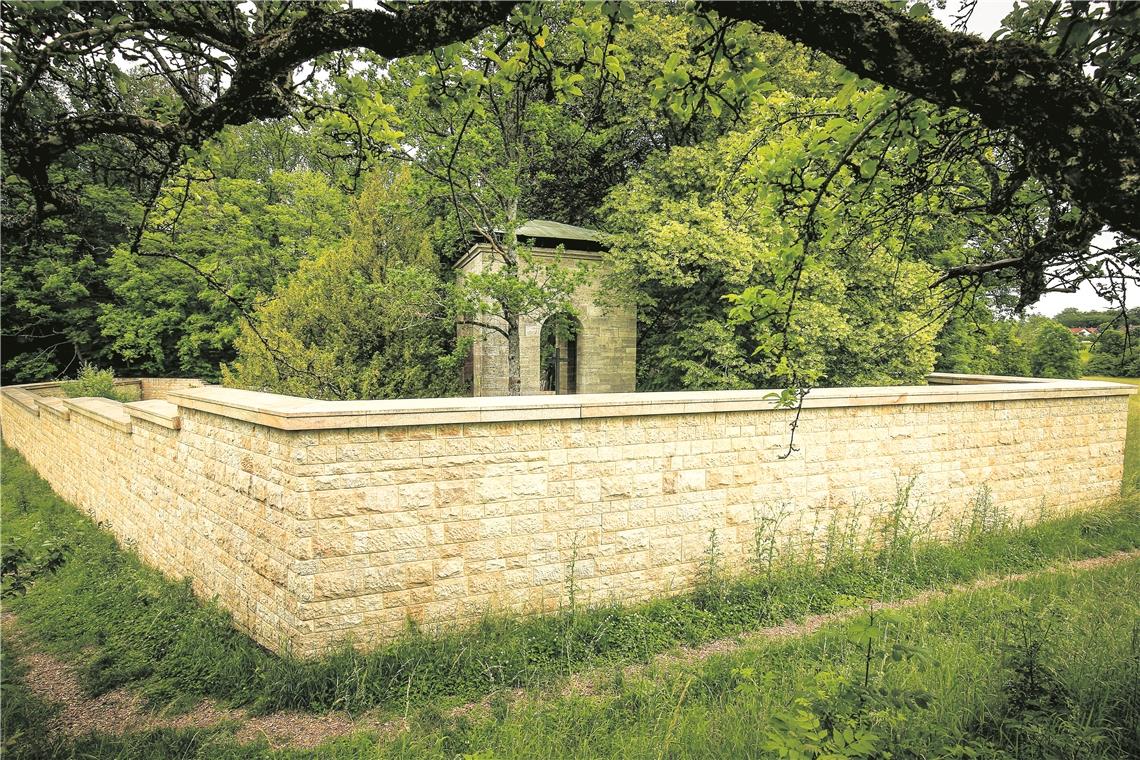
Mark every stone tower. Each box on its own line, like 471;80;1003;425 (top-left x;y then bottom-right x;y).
454;220;636;397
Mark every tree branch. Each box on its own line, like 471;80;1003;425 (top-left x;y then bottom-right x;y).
704;0;1140;237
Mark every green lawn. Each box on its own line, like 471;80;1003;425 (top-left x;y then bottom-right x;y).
1084;375;1140;491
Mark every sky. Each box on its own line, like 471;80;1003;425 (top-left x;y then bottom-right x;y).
929;0;1135;316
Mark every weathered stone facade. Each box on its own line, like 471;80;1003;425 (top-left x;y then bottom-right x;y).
0;374;1131;655
454;242;637;397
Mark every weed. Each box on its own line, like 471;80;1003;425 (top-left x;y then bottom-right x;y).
563;532;582;614
751;502;791;581
962;484;1008;539
15;484;29;514
821;505;862;572
2;535;69;598
998;605;1066;716
876;477;928;570
695;528;724;610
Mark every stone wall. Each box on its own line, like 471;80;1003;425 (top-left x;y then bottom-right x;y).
11;377;203;402
1;379;299;649
1;375;1131;655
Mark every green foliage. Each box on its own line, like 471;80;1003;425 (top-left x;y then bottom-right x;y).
60;363;140;402
1030;319;1082;379
101;162;349;381
1053;306;1140;330
1;108;361;384
4;0;1137;395
934;302;1031;377
604;78;948;391
1;166;144;384
935;306;1086;380
224;168;466;400
369;2;664;393
1086;329;1140;377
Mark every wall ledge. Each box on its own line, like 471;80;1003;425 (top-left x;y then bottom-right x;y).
2;387;41;415
34;396;71;420
62;397;132;433
168;375;1136;432
7;375;1134;434
124;399;181;430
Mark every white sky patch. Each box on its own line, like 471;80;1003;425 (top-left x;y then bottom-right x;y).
932;0;1015;38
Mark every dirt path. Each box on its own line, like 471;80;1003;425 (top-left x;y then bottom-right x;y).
0;615;400;749
651;549;1139;666
5;549;1138;750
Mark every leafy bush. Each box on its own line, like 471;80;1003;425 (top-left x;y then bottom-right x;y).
1086;329;1140;377
223;167;467;401
60;363;139;402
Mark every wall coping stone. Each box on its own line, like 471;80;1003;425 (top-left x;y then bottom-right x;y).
3;387;41;415
453;243;605;272
124;399;181;430
34;396;70;420
62;397;133;433
164;375;1136;431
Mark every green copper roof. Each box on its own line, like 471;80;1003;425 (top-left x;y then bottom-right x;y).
512;219;603;242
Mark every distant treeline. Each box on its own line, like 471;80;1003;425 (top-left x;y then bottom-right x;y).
935;303;1138;379
1053;307;1140;330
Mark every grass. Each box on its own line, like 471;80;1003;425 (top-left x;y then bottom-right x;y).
9;554;1139;759
340;558;1140;760
1084;375;1140;492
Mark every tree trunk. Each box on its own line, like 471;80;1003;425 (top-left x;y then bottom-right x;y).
503;197;522;396
506;312;521;396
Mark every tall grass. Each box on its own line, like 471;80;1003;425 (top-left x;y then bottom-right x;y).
4;444;1139;719
9;555;1138;759
357;558;1140;760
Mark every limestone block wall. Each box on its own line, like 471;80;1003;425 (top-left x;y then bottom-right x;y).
0;380;302;649
12;377;203;401
0;375;1131;655
136;377;206;400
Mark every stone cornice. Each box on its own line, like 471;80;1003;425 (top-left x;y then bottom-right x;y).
163;375;1135;431
5;374;1133;433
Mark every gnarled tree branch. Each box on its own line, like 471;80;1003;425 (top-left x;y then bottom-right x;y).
705;0;1140;238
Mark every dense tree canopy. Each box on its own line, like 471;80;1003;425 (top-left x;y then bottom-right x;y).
224;168;466;399
1086;328;1139;377
2;0;1137;392
603;54;949;390
1029;318;1082;378
1054;306;1140;330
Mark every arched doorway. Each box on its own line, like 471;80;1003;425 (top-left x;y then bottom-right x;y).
540;314;580;394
